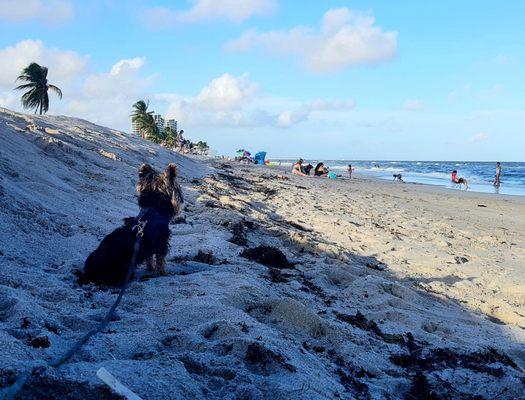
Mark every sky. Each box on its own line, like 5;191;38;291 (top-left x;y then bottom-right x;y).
0;0;524;161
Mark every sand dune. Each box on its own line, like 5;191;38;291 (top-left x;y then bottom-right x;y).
0;108;524;399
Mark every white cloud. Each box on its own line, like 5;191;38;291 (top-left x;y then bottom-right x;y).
110;57;146;76
0;40;87;87
0;39;351;132
0;39;87;115
142;0;276;27
402;99;424;111
156;73;354;129
225;7;397;73
276;99;355;127
0;0;73;24
0;41;150;129
196;73;258;110
155;73;258;127
467;132;491;144
0;91;16;108
66;57;154;128
448;84;504;103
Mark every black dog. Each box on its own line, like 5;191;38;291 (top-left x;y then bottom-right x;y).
393;174;404;182
78;163;183;286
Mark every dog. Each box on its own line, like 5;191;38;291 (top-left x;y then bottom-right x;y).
78;163;184;286
393;174;404;182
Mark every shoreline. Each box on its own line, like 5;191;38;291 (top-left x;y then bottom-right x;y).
265;159;525;197
261;163;525;203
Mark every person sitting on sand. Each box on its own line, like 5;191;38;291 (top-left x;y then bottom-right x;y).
292;159;309;176
451;170;468;189
314;162;328;177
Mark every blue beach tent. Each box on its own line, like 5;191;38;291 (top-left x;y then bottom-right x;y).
254;151;267;165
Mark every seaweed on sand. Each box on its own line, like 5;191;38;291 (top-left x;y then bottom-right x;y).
240;246;293;269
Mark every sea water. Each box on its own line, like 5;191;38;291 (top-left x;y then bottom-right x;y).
272;160;525;196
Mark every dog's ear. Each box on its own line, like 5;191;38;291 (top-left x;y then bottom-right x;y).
139;164;153;179
165;163;178;182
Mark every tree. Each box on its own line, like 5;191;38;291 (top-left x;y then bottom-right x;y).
140;113;161;143
14;62;62;115
196;141;209;155
131;100;153;139
163;126;178;148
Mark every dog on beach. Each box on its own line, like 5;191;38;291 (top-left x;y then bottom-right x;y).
78;163;184;286
393;174;404;182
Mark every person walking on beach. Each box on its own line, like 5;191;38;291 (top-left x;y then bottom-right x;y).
347;164;354;179
494;162;502;186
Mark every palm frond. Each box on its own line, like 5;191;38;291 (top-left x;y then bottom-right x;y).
48;84;62;99
14;83;36;91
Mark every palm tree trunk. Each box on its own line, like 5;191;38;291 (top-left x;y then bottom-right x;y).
39;101;43;115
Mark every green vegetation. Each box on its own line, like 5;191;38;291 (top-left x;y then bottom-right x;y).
131;100;210;155
131;100;158;140
15;63;62;115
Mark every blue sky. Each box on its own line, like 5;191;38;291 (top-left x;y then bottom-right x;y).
0;0;524;160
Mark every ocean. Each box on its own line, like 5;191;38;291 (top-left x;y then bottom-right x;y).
272;160;525;196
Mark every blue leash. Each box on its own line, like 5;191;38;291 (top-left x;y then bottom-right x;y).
0;219;147;400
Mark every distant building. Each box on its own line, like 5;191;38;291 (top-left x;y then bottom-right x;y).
153;113;165;134
130;112;179;137
165;119;178;132
131;119;141;136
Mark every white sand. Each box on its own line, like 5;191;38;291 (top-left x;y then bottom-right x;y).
0;107;524;399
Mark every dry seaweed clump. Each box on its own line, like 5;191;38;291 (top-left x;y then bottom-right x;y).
244;343;296;374
241;246;293;269
193;250;217;265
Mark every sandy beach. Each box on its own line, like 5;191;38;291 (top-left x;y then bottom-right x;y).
1;108;524;399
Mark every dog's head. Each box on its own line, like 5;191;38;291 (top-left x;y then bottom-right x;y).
137;163;184;217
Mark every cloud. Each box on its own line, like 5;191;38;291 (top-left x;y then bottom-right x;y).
224;7;397;73
196;73;258;110
142;0;276;27
155;73;354;129
0;91;16;108
0;0;73;24
156;73;258;127
0;40;87;111
276;99;355;127
0;39;87;87
467;132;491;144
448;84;504;102
0;41;150;129
66;57;154;128
110;57;146;76
402;99;424;111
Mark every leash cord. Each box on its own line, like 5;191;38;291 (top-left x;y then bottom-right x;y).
0;220;146;400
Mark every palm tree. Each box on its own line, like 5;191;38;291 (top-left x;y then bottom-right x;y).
140;113;160;142
14;62;62;115
196;141;209;155
131;100;153;139
163;126;178;148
